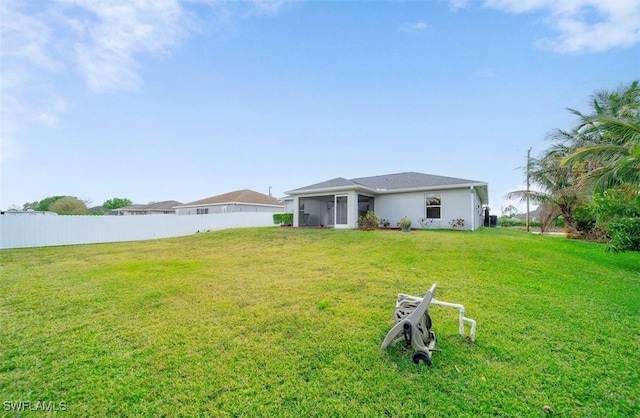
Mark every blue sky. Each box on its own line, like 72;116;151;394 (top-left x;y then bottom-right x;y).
1;0;639;213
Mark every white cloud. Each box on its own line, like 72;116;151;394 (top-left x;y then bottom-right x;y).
246;0;293;16
0;0;203;162
61;0;195;92
0;1;61;71
483;0;640;53
448;0;470;11
0;1;66;162
0;0;292;163
400;21;428;33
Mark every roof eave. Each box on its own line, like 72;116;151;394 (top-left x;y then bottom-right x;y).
284;185;376;196
375;182;488;194
286;182;488;196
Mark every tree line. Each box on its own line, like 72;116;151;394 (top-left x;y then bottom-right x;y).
10;197;133;215
507;80;640;252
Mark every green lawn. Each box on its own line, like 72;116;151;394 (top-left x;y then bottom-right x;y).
1;228;638;417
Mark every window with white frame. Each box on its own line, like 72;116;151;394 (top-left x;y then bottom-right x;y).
197;208;209;215
425;194;441;219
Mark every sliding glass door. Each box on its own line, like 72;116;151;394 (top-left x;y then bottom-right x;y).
335;195;348;227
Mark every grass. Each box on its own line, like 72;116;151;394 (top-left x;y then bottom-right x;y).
1;227;639;417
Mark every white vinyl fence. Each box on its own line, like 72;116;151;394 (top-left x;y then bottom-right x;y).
0;212;275;249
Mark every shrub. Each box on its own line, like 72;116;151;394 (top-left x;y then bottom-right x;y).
607;218;640;252
379;218;390;228
592;189;640;252
572;203;608;241
497;217;542;228
398;217;412;231
449;218;465;229
418;218;433;228
273;213;293;226
574;204;596;234
358;211;379;230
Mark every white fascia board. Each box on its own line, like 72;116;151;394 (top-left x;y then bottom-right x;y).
284;185;375;196
373;182;488;195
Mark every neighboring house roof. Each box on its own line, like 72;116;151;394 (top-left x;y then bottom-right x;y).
88;205;109;213
116;201;183;213
178;189;283;207
514;207;540;221
287;172;488;203
118;204;149;211
146;201;183;211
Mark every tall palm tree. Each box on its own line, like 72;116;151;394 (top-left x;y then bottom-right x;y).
562;81;640;193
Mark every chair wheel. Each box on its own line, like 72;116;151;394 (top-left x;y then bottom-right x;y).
412;351;432;366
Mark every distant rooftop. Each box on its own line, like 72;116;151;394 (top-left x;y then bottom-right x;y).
180;189;282;207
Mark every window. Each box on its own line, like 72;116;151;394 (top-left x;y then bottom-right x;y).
358;194;374;218
197;208;209;215
425;194;441;219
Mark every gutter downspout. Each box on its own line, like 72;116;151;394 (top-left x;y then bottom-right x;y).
470;186;475;231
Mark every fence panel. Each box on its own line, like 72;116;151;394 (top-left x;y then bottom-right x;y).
0;213;275;249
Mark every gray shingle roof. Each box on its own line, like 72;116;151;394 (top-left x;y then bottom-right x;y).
288;172;485;193
147;201;183;210
288;177;356;192
352;172;481;190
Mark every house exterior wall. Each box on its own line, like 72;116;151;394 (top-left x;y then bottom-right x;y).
472;188;483;230
444;188;474;229
374;188;483;230
375;192;425;228
284;199;295;214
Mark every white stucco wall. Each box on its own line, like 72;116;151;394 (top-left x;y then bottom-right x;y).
375;188;484;230
284;199;295;214
374;192;425;228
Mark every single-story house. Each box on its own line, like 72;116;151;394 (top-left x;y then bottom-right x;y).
175;189;284;215
112;200;183;215
283;172;489;231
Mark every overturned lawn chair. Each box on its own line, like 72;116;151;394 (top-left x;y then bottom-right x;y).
381;283;476;365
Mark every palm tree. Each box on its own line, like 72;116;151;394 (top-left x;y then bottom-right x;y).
506;144;581;234
562;81;640;193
